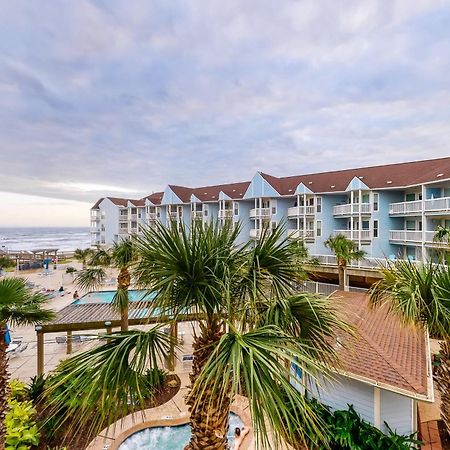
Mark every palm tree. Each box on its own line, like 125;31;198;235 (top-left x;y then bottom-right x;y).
433;225;450;263
45;222;349;449
324;233;366;290
369;260;450;433
75;238;135;331
73;248;94;269
0;278;55;448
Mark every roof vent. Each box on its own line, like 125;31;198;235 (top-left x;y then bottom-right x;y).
211;196;215;198
308;181;313;185
358;176;364;179
288;188;293;192
331;185;335;189
232;189;236;192
437;173;444;178
387;180;392;184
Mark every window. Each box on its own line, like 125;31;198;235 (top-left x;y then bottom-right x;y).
316;220;322;237
373;193;379;212
316;197;322;213
373;220;378;238
271;221;277;229
362;220;370;230
234;202;239;216
405;193;416;202
271;206;276;215
362;194;370;203
406;220;415;230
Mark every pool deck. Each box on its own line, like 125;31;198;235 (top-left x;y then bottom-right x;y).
86;372;258;450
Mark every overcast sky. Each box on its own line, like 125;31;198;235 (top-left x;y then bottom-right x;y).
1;0;450;226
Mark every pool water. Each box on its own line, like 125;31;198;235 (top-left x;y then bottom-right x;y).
72;290;155;305
119;414;243;450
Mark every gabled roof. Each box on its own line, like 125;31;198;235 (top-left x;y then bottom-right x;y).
332;291;432;399
144;192;164;205
192;180;250;202
107;197;129;207
91;198;104;210
259;157;450;194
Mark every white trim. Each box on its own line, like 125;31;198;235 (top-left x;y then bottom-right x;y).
374;387;381;429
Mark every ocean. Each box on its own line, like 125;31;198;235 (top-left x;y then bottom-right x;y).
0;227;91;252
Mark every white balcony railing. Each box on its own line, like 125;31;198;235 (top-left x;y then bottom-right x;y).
250;208;271;218
191;211;203;220
147;212;158;220
168;211;179;219
334;229;371;240
249;229;261;238
288;229;315;240
119;215;128;221
333;203;371;216
129;214;137;220
425;231;450;247
389;230;422;242
119;228;128;234
218;209;233;219
424;197;450;214
287;206;315;217
389;200;422;215
90;229;100;234
91;215;101;221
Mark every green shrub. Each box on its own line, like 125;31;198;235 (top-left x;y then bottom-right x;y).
65;267;77;274
27;374;47;403
5;399;40;450
9;380;28;402
283;394;421;450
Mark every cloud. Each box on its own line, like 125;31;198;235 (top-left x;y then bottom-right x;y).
0;0;449;220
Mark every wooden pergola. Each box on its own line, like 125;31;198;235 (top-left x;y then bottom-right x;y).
35;301;198;376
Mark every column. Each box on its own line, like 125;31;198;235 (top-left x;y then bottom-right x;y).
373;386;381;429
66;331;72;355
36;328;44;376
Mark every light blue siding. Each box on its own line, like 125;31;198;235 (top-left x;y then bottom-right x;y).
244;172;279;198
161;186;183;205
380;389;414;435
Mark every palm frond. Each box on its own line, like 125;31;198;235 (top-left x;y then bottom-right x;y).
189;325;330;449
75;267;107;292
111;237;135;268
0;277;55;325
44;328;175;442
324;234;366;265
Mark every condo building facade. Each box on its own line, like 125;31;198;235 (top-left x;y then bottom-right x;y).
91;157;450;264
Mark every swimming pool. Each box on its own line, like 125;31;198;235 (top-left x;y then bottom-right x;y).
118;413;243;450
72;290;155;305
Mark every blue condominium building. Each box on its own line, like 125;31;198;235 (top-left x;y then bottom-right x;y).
91;157;450;264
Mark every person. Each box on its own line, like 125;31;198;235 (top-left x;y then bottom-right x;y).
73;290;79;299
58;285;64;297
231;426;250;450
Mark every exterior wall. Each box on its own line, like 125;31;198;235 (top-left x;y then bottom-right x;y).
380;389;415;436
305;374;415;436
236;200;252;245
98;199;120;245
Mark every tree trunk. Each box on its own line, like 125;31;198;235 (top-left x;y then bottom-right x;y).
185;318;231;450
0;322;10;450
338;261;346;291
437;339;450;433
117;268;131;332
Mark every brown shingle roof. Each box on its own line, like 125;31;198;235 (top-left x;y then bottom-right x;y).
332;291;430;398
107;197;129;207
261;157;450;194
91;198;104;210
145;192;164;205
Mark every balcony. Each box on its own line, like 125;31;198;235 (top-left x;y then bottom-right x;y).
424;197;450;215
389;230;422;243
119;215;128;222
333;203;371;216
119;228;129;235
287;206;315;217
147;212;158;220
91;215;101;222
249;229;261;239
90;228;100;234
218;209;233;219
288;229;315;241
424;231;449;248
129;214;137;220
168;211;179;219
250;208;271;219
389;200;422;216
334;229;372;241
191;211;203;220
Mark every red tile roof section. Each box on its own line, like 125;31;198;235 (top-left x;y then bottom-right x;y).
332;291;429;397
145;192;164;205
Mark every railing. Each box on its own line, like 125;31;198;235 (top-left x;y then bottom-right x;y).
287;206;315;217
249;229;261;238
119;215;128;221
312;254;384;269
168;211;178;219
389;200;422;215
129;214;137;220
218;209;233;219
90;229;100;233
191;211;203;220
296;280;369;296
389;230;422;242
118;228;128;234
288;229;315;240
249;208;271;218
91;215;101;221
333;203;371;216
334;230;371;240
424;197;450;213
147;212;158;220
425;231;450;247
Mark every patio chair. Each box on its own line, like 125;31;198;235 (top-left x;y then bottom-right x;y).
182;354;194;369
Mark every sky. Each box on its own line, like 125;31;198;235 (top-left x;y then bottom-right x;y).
1;0;450;226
